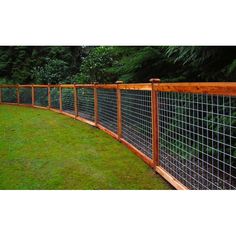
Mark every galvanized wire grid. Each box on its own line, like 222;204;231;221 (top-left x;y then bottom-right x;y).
121;90;152;159
19;87;32;105
62;88;75;115
77;88;94;121
50;87;60;110
97;89;117;133
158;92;236;190
1;87;17;103
34;87;48;107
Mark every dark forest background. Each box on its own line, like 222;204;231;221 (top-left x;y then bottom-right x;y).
0;46;236;84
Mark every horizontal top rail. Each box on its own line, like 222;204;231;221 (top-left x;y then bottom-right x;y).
1;82;236;96
154;82;236;96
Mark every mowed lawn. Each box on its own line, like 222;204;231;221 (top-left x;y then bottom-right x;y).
0;105;172;190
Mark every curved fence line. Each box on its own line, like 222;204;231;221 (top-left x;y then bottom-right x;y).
0;82;236;190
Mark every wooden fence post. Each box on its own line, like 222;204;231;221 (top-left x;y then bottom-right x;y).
32;85;34;106
74;83;78;118
116;81;123;141
150;78;160;168
48;84;51;109
94;82;98;126
59;84;62;112
17;84;20;104
0;86;2;104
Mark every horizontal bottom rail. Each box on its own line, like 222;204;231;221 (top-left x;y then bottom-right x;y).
18;104;33;107
33;105;49;110
49;108;61;113
75;116;95;126
97;124;118;140
120;138;154;168
61;111;75;118
1;102;19;105
155;166;188;190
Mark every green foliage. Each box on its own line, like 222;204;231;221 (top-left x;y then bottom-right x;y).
0;46;236;84
77;46;117;83
32;59;70;84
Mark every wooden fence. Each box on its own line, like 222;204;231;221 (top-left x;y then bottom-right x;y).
0;81;236;190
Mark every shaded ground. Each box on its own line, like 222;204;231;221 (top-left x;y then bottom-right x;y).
0;105;172;190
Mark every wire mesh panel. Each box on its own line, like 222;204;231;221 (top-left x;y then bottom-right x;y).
158;92;236;190
77;88;94;122
62;88;75;115
50;87;60;110
34;87;48;107
1;87;17;103
19;87;32;105
97;89;117;133
121;90;152;159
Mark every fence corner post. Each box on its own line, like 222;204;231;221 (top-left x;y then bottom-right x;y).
48;83;51;109
150;78;161;168
59;84;62;113
74;82;78;119
17;84;20;105
116;81;123;141
94;82;99;127
31;84;34;106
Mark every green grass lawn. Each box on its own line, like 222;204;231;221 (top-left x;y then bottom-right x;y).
0;105;172;190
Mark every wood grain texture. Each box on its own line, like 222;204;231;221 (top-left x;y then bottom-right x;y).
155;166;188;190
151;87;158;167
154;82;236;96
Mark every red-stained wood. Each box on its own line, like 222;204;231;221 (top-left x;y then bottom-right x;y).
75;116;95;126
0;102;18;105
18;104;34;107
75;84;95;88
50;108;61;113
18;85;33;88
96;84;117;89
116;82;123;141
119;83;152;91
3;82;236;96
33;105;49;110
150;79;160;167
48;84;61;88
60;84;74;88
48;84;51;109
61;111;75;118
94;83;98;127
59;85;62;112
74;84;78;117
154;82;236;96
32;85;35;106
97;124;119;140
120;138;154;168
155;166;188;190
17;84;20;104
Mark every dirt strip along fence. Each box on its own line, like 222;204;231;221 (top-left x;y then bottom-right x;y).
0;81;236;190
